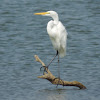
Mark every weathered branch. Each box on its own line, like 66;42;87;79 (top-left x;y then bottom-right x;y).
34;55;86;89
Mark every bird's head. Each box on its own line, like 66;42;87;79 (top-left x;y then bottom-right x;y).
34;11;59;22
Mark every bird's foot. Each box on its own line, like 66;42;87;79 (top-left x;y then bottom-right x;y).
40;66;48;74
53;77;64;88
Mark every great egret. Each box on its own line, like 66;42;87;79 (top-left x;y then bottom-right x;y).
34;11;68;83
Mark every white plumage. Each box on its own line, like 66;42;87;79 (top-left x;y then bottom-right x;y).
47;17;67;58
47;11;67;58
34;11;68;58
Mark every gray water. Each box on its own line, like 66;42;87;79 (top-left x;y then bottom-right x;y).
0;0;100;100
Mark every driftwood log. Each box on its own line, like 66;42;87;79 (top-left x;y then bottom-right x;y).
34;55;86;89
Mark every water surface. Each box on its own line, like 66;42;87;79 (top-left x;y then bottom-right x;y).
0;0;100;100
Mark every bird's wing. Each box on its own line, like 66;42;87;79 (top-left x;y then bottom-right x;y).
57;22;68;58
47;20;68;58
47;20;60;50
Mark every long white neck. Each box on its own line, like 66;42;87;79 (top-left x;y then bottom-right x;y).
52;15;59;24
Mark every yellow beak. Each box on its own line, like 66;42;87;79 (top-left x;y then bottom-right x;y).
34;12;50;15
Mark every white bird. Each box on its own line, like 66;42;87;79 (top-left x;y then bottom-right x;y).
34;11;68;81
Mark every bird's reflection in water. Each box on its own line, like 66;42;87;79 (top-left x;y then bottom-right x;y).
47;93;66;100
47;89;66;100
38;88;67;100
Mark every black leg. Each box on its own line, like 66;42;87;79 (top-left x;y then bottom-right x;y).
56;54;60;87
56;52;64;87
40;51;58;74
47;50;58;68
58;53;60;78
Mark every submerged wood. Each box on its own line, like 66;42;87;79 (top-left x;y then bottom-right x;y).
34;55;86;89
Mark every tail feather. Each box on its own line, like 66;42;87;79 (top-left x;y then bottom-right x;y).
59;47;66;58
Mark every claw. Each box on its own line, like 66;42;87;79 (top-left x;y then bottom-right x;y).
53;77;64;87
40;66;48;74
40;66;43;71
40;66;46;71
